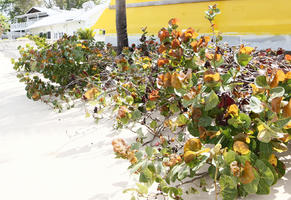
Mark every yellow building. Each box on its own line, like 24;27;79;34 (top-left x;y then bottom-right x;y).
92;0;291;49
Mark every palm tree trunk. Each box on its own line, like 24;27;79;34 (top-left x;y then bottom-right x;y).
116;0;128;54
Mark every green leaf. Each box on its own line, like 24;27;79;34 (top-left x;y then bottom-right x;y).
273;117;291;129
130;160;146;173
147;162;156;173
221;73;232;84
219;175;238;200
263;160;278;185
139;168;153;183
131;110;142;121
238;113;251;129
250;96;264;113
131;196;136;200
269;87;285;101
198;116;213;127
188;122;199;137
176;114;188;126
259;143;272;160
277;160;286;178
126;96;134;105
255;160;274;186
208;165;216;179
224;150;236;164
135;151;143;161
211;57;224;68
150;120;158;129
145;146;153;157
169;103;180;113
130;142;141;150
237;53;252;67
146;101;156;111
205;90;219;111
177;164;189;180
242;169;260;194
256;178;270;195
257;126;273;143
255;76;268;88
136;183;148;194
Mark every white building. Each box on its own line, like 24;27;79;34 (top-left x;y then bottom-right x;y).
9;1;107;40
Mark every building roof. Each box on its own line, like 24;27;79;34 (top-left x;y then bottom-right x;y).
27;7;60;16
15;7;61;19
26;4;107;30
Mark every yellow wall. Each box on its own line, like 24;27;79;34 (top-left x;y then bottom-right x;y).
92;0;291;36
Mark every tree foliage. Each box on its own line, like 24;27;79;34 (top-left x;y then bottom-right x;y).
0;14;9;35
0;0;42;21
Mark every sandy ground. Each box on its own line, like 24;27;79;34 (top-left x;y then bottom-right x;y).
0;51;291;200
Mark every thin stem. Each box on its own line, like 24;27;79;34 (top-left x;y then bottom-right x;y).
175;171;208;187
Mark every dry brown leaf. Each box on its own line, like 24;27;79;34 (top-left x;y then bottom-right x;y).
239;161;255;184
283;98;291;117
271;97;282;114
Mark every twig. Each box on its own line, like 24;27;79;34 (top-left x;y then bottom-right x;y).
175;171;208;187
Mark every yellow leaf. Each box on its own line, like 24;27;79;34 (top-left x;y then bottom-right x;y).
257;124;265;132
233;141;250;155
246;137;251;144
239;161;255;184
84;88;99;100
240;46;254;55
284;121;291;129
227;104;239;117
184;138;202;153
250;83;264;95
171;72;182;89
270;70;286;88
204;72;220;82
184;151;197;163
268;154;277;166
85;112;91;118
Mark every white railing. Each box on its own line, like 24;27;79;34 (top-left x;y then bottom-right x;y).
10;21;36;31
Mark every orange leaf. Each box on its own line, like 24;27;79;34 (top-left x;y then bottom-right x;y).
149;90;160;101
233;141;250;155
171;38;181;49
168;18;179;26
285;54;291;61
157;58;169;67
158;44;167;54
239;161;255;184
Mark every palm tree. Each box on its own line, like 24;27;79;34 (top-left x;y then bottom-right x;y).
116;0;128;54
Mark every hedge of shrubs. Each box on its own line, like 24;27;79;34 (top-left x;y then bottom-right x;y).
14;5;291;200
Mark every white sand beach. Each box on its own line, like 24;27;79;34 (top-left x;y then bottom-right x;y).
0;51;290;200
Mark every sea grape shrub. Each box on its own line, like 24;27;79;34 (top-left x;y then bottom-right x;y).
106;17;291;200
13;35;114;110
